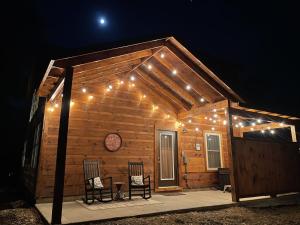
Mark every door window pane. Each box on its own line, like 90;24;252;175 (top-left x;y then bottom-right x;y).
160;134;174;180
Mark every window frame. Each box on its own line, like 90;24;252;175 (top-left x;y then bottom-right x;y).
204;132;223;171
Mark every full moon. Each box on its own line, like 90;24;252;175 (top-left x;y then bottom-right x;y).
99;17;105;25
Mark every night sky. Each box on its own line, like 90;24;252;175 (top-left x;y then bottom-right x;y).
2;0;300;180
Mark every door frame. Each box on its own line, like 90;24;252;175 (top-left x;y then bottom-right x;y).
155;129;179;188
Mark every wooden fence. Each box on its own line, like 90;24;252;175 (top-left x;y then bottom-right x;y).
231;137;300;200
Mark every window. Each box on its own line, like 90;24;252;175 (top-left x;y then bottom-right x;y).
205;133;222;170
31;123;41;168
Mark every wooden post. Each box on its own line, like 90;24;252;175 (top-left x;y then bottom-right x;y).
226;101;239;202
290;125;297;142
51;67;73;225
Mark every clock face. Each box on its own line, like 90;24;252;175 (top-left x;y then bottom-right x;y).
104;133;122;152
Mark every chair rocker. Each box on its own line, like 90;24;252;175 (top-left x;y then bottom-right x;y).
83;159;113;204
128;162;151;200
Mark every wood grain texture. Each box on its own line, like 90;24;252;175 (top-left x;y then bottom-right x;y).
232;138;300;198
35;76;231;199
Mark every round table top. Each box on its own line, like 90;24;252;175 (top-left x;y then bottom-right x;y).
113;182;125;185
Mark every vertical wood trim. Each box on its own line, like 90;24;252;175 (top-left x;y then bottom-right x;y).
51;66;73;225
226;101;239;202
290;125;297;142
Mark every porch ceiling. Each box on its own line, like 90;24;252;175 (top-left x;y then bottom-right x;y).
38;37;245;111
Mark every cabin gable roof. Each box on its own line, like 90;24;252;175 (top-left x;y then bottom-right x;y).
38;37;245;107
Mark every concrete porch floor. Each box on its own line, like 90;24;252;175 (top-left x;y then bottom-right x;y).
36;190;234;224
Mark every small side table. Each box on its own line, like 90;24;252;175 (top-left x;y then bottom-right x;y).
114;182;125;200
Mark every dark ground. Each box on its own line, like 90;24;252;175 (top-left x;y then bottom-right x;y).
1;198;300;225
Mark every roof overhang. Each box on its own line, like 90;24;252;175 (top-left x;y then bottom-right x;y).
37;37;244;105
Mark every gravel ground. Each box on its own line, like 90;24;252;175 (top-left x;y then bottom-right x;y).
1;205;300;225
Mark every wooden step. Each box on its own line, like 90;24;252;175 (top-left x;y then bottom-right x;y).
155;186;183;192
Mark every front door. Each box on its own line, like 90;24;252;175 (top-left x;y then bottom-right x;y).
157;130;178;187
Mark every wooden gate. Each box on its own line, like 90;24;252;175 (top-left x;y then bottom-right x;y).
230;137;300;201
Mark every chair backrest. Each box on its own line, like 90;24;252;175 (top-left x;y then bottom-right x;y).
128;162;144;177
83;159;100;180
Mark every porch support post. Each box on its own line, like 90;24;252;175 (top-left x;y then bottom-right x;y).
51;66;73;224
290;125;297;142
226;101;239;202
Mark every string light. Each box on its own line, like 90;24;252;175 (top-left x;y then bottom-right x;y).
48;107;54;112
188;119;192;123
88;95;94;100
195;127;199;132
280;122;284;127
160;53;165;58
213;120;216;123
130;75;135;81
186;85;191;90
251;122;256;126
267;126;271;130
108;85;113;90
250;127;254;131
211;127;215;131
82;88;87;93
223;120;227;125
213;114;218;118
235;124;239;128
212;109;217;112
70;101;74;107
54;103;59;108
172;69;177;75
209;118;212;121
204;117;208;120
152;105;158;111
131;83;135;87
119;80;124;85
261;130;265;134
142;94;146;98
166;114;170;119
200;98;205;102
148;64;152;70
106;87;111;92
270;130;275;134
239;122;244;127
257;119;262;123
233;116;237;120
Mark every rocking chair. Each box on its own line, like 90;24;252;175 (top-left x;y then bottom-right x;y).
83;159;113;204
128;162;151;199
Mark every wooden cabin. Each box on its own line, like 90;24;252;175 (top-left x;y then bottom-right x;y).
22;37;299;208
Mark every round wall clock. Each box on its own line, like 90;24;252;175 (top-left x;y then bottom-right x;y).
104;133;122;152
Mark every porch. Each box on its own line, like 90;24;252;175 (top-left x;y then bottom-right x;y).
36;189;233;224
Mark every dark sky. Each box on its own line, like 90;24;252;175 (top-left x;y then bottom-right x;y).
2;0;300;177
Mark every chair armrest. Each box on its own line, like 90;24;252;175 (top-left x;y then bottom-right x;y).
101;176;112;180
101;176;113;187
143;175;150;183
